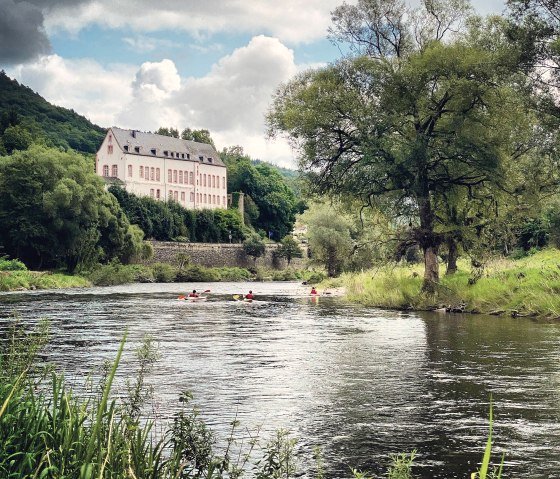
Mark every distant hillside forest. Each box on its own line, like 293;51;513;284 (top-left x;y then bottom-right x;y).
0;71;105;154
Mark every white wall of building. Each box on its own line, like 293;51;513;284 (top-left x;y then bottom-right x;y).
96;129;227;210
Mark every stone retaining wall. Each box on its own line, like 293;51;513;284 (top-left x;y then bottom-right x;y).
148;241;306;269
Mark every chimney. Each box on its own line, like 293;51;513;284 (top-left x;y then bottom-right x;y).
131;130;136;138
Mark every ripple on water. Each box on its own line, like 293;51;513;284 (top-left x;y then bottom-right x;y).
2;282;560;477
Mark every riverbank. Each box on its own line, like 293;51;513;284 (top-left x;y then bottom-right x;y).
0;270;90;291
331;249;560;319
0;262;326;291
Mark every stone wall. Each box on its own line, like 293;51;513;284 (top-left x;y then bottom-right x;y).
148;241;306;269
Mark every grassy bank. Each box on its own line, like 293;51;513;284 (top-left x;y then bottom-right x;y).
340;249;560;319
0;270;90;292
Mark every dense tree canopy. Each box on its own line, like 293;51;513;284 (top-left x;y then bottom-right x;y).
0;146;142;271
109;186;246;243
268;0;537;290
0;72;105;154
222;146;299;240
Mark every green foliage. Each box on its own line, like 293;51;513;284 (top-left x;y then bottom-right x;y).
275;236;304;265
255;430;297;479
243;233;266;263
302;205;354;277
152;262;177;282
86;263;146;286
268;2;541;289
181;127;216;148
0;72;105;153
222;146;298;239
110;186;246;243
1;124;32;153
471;401;504;479
0;146;142;271
0;256;27;271
155;126;179;138
0;271;90;291
175;264;221;282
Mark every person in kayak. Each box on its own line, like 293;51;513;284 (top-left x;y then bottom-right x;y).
245;290;254;300
188;290;199;298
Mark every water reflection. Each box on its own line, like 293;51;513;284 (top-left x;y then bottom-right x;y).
1;282;560;478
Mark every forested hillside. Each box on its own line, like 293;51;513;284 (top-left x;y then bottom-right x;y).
0;71;105;154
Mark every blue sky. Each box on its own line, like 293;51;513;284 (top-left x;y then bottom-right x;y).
1;0;506;167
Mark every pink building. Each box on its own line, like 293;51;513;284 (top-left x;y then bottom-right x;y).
96;127;227;210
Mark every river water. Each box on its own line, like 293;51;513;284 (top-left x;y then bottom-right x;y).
1;281;560;478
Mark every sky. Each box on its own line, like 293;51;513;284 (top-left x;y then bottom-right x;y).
1;0;506;168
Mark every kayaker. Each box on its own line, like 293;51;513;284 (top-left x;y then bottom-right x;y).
188;290;199;298
245;290;254;300
310;287;318;295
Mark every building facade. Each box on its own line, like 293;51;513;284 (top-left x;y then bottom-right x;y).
96;127;227;210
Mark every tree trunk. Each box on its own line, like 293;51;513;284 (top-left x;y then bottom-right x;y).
423;245;439;292
445;237;458;275
417;191;440;292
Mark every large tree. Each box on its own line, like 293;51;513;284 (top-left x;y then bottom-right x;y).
0;146;139;271
268;0;525;291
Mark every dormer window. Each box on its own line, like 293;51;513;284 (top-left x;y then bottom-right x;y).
134;146;140;153
181;153;185;159
208;157;213;163
187;153;190;159
199;156;204;161
151;148;156;155
164;150;169;156
124;145;129;152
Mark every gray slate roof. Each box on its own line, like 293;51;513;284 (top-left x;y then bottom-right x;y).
111;127;225;168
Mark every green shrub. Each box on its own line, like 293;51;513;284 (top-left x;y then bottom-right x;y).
0;256;27;271
215;267;252;281
176;265;221;282
152;262;177;282
87;263;137;286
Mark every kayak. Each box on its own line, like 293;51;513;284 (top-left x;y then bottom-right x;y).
177;296;207;302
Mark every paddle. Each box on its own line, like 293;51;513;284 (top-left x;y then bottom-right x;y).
233;294;241;300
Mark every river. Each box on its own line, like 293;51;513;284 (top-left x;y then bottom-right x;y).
1;281;559;478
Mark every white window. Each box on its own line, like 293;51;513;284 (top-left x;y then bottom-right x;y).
128;165;133;177
150;167;155;181
140;166;144;178
168;169;172;182
111;165;118;177
156;168;160;181
103;165;109;176
179;171;183;184
173;170;178;183
181;191;185;201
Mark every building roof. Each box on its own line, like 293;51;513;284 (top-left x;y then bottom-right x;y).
110;127;225;167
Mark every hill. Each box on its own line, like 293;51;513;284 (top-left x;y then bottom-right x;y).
0;71;105;154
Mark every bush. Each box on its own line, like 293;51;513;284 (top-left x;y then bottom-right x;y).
175;265;221;282
86;263;137;286
0;256;27;271
215;267;252;281
152;263;177;282
305;271;326;284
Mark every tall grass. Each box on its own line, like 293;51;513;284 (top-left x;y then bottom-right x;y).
345;249;560;318
0;271;90;291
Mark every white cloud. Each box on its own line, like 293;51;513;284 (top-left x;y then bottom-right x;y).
7;36;301;167
43;0;342;44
